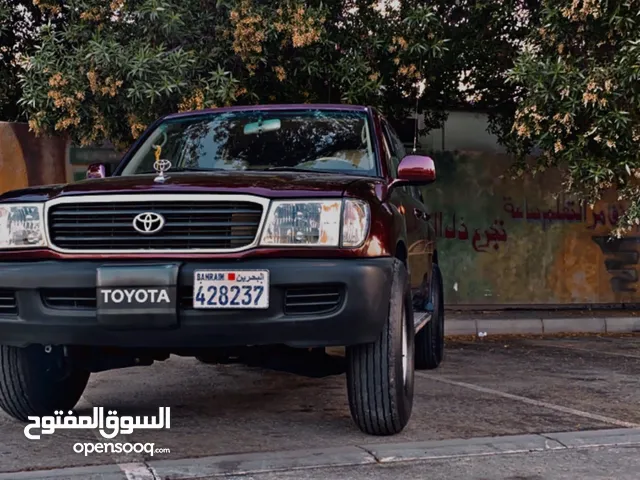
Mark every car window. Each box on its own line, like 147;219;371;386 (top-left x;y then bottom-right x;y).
380;129;398;179
381;120;401;177
381;118;425;202
120;109;379;177
382;119;411;196
386;122;408;161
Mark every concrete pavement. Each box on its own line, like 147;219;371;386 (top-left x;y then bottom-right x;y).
222;445;640;480
0;333;639;478
446;309;640;335
1;428;640;479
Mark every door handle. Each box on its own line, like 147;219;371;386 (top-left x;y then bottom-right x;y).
414;208;430;221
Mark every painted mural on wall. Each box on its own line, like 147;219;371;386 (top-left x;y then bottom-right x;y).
424;150;640;306
0;122;68;195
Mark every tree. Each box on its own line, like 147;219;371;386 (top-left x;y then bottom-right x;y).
435;0;541;148
0;0;65;121
18;0;451;150
506;0;640;235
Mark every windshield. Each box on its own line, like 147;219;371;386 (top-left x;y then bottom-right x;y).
120;109;378;177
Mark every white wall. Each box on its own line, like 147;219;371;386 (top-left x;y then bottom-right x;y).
419;111;507;154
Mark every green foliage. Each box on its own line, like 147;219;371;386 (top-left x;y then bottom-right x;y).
506;0;640;235
6;0;544;158
18;0;450;150
0;0;65;121
10;0;640;237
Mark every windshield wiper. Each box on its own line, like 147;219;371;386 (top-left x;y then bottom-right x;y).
258;166;368;177
137;167;226;174
259;166;334;173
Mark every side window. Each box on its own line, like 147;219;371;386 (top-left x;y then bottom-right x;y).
381;120;401;177
383;119;425;202
387;123;407;161
381;128;399;179
383;119;413;196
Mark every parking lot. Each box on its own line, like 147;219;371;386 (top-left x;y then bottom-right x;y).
1;332;640;477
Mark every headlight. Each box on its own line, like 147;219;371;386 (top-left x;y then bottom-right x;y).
342;199;370;247
0;203;46;249
259;199;370;247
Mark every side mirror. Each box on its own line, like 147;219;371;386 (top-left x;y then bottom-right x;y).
391;155;436;188
86;163;112;179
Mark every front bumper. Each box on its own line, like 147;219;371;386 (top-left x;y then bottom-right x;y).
0;258;394;348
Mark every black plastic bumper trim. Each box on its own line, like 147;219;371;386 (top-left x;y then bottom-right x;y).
0;258;395;349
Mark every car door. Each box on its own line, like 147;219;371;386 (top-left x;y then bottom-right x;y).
380;118;434;304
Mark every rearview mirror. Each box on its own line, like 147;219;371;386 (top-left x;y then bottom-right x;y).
395;155;436;185
244;118;281;135
86;163;112;179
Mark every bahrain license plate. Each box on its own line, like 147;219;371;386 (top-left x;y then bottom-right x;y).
193;270;269;309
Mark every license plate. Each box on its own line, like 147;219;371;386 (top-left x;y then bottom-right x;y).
193;270;269;309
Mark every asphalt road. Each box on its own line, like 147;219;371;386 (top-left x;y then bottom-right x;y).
1;333;639;478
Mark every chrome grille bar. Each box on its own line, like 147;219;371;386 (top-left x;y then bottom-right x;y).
45;194;270;254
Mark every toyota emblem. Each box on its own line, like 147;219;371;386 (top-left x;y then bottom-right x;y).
133;212;165;235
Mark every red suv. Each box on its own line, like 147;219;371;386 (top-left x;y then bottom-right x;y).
0;104;444;435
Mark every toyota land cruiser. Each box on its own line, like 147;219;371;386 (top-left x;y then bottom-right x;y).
0;104;444;435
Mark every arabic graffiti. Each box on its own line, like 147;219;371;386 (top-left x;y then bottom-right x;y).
502;196;640;233
586;203;640;231
501;196;640;293
23;406;171;440
433;212;508;252
503;197;587;230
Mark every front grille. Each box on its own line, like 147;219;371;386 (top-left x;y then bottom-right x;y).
0;290;17;315
41;288;194;310
48;200;264;251
41;286;345;314
42;289;97;309
284;285;343;315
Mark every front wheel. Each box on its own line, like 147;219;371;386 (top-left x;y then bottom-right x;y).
346;259;415;435
0;345;90;422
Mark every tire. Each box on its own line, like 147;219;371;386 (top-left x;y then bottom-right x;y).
0;345;90;422
415;263;445;370
346;259;415;436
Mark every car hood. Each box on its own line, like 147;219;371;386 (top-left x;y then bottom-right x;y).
0;171;385;203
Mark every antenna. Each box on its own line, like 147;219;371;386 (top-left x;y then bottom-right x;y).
412;89;420;154
412;53;424;154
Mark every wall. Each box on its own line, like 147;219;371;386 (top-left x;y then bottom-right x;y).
0;122;69;194
421;110;507;154
68;145;122;182
427;150;639;307
412;111;639;307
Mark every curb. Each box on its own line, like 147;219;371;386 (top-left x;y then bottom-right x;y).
445;317;640;336
2;428;640;479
